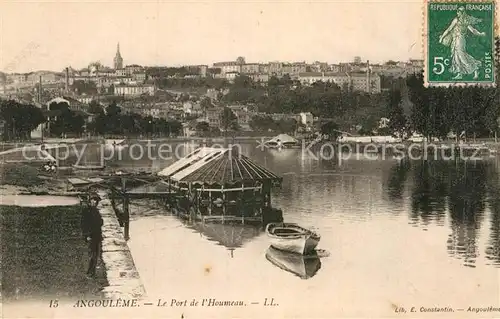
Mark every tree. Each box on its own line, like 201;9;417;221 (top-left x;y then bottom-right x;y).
407;72;498;141
220;107;238;132
104;102;122;135
320;121;341;140
200;97;214;116
105;101;122;117
386;89;407;137
249;115;276;132
71;80;97;95
276;118;298;134
358;115;379;135
178;94;190;102
267;76;280;88
281;74;293;87
166;120;182;136
236;56;246;65
88;100;104;115
0;100;45;140
195;121;210;132
207;68;222;76
233;75;254;89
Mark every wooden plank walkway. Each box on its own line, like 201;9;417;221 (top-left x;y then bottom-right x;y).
97;192;146;299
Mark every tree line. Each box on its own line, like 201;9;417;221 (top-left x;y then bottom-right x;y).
385;73;499;140
80;101;183;137
0;99;183;140
0;100;45;140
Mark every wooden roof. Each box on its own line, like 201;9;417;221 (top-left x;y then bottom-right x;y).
158;147;281;185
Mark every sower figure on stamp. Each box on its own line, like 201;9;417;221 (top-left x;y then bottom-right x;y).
81;190;103;278
439;6;486;80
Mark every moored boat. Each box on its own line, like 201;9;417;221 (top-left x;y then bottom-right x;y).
265;222;320;255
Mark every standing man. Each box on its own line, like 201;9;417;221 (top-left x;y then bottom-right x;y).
81;190;103;278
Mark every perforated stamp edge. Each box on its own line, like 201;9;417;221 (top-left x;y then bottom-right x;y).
423;0;498;87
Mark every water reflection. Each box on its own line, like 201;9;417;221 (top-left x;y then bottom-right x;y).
384;161;410;201
385;159;498;267
409;161;448;227
265;246;322;279
186;222;262;256
446;161;486;267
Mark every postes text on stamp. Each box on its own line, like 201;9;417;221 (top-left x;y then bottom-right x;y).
426;1;495;85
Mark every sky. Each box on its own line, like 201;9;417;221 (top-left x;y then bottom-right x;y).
1;0;425;73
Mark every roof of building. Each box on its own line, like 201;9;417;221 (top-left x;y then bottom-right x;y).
157;147;281;185
213;61;240;66
115;83;154;87
298;71;378;78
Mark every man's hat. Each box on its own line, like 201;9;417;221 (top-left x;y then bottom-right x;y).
88;189;101;201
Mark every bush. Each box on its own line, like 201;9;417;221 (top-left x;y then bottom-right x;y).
0;164;42;187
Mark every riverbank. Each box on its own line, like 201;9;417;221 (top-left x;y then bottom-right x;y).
0;164;68;195
1;204;108;302
0;192;145;302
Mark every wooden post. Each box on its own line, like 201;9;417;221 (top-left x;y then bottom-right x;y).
222;185;225;224
262;183;266;222
241;183;245;224
124;195;130;240
121;177;130;240
208;190;212;216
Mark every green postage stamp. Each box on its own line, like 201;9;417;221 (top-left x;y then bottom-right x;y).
426;1;496;85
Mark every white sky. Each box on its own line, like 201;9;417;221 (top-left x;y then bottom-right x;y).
2;0;427;72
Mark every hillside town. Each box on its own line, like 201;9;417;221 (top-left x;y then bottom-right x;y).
0;43;425;139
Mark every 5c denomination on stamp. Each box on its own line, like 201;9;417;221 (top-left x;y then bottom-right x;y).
425;0;496;86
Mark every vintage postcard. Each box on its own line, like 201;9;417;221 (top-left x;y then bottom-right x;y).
1;0;500;318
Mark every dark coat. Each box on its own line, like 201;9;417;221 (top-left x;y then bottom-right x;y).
81;206;103;241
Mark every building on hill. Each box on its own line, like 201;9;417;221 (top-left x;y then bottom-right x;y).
298;72;381;93
225;72;239;82
241;63;260;75
114;83;155;96
204;108;222;127
299;112;314;127
213;61;241;75
250;74;269;83
124;64;143;75
132;72;147;82
282;62;307;75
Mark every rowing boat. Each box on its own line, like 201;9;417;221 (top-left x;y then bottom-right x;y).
265;222;320;255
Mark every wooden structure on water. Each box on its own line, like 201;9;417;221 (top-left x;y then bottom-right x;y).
157;146;283;224
67;146;284;240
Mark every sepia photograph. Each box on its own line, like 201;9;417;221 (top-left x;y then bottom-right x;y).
0;0;499;318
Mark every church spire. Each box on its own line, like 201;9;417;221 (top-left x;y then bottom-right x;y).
114;42;123;69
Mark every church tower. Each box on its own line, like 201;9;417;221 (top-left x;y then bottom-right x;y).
114;43;123;70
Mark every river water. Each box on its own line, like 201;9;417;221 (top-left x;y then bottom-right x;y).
109;142;500;318
5;141;500;318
